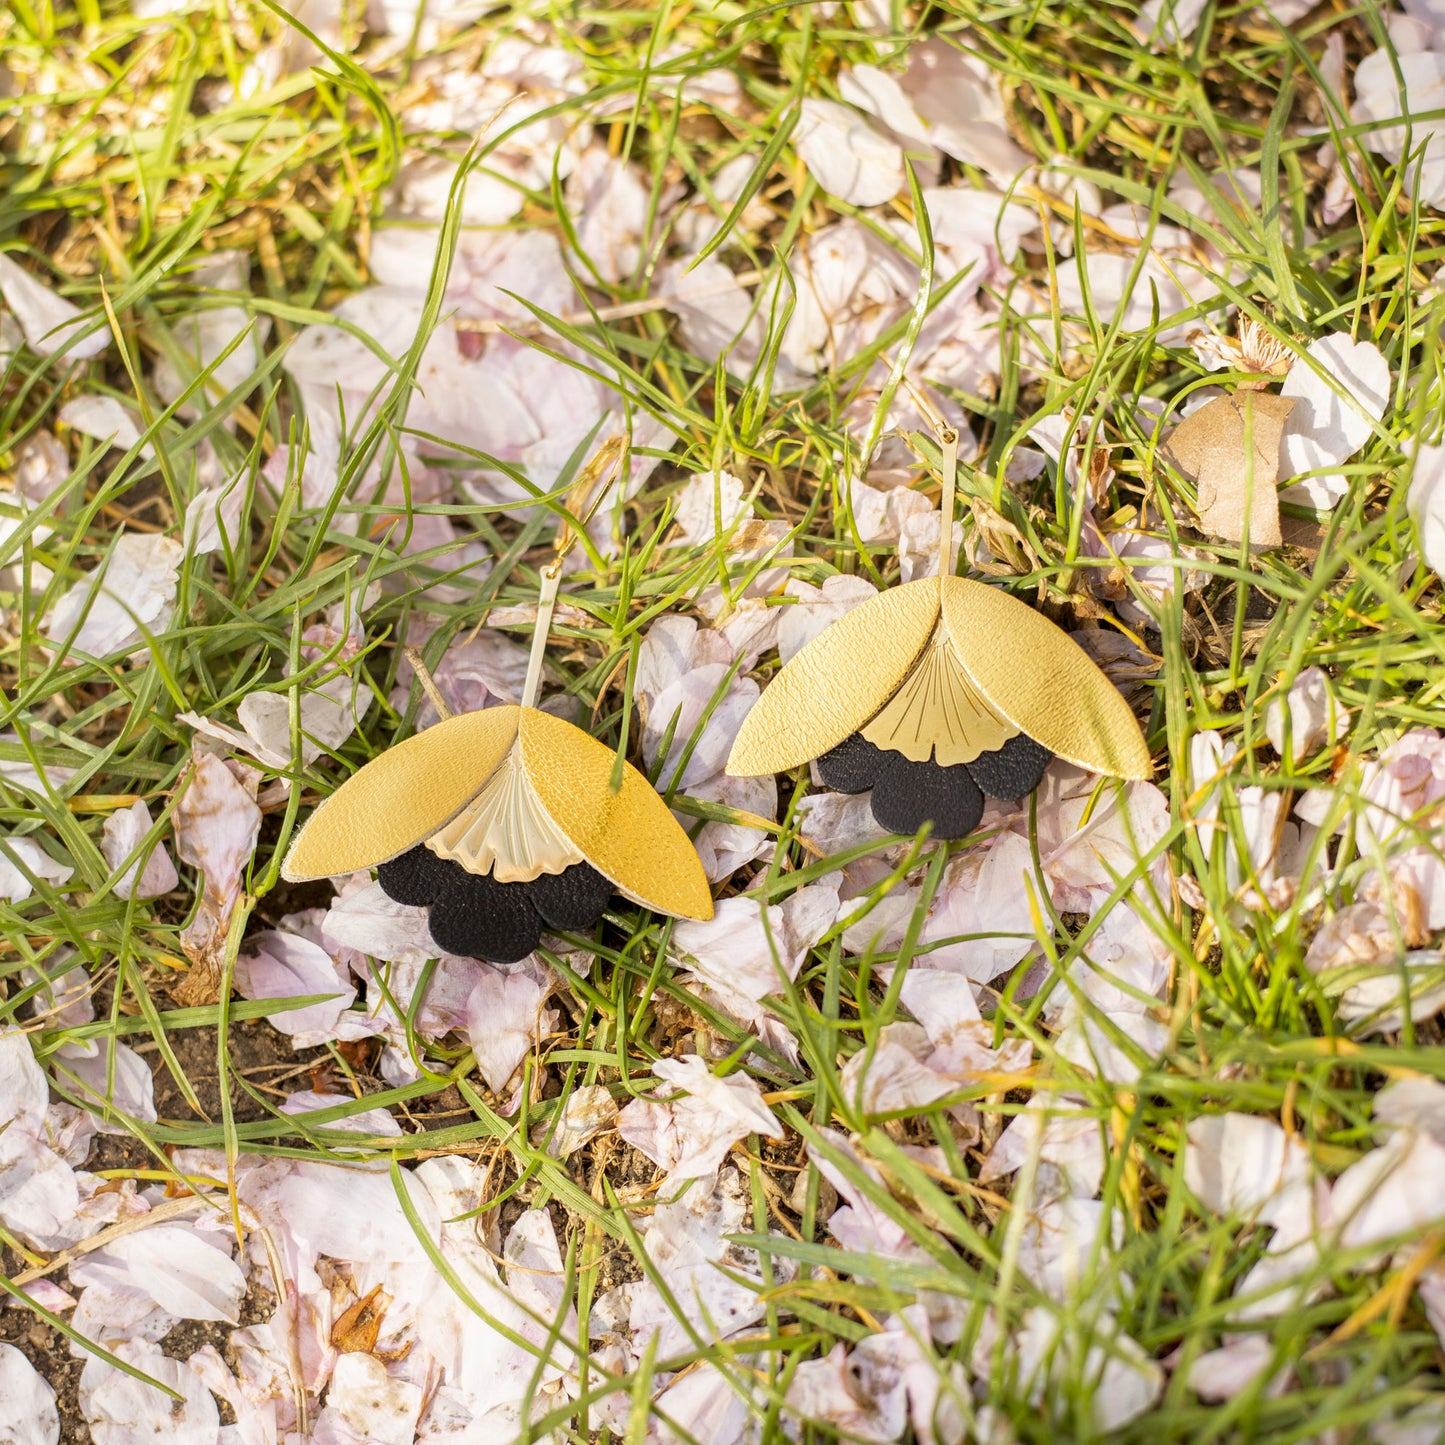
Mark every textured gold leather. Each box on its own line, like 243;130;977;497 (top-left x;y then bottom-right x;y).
725;578;939;775
283;703;714;922
725;575;1151;783
281;706;521;879
519;708;713;920
941;577;1152;779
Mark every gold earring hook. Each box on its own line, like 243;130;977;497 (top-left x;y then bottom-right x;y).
521;435;628;710
901;378;960;588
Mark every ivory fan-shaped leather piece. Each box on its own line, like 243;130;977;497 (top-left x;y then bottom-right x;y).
282;705;713;921
426;746;584;883
938;578;1152;779
725;580;940;774
1161;391;1296;547
726;577;1151;782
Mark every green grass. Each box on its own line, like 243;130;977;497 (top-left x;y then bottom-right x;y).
3;0;1445;1440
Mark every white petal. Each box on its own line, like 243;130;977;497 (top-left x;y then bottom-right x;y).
79;1340;219;1445
0;1342;60;1445
0;254;107;360
316;1352;423;1445
101;800;179;900
1183;1113;1311;1221
1277;335;1390;508
1409;440;1445;575
1186;1335;1279;1402
58;396;144;451
794;98;904;207
671;470;749;547
53;1040;157;1131
70;1222;245;1323
465;964;556;1093
42;533;183;660
182;475;246;557
233;930;357;1043
1352;51;1445;208
1134;0;1209;45
1264;667;1350;758
896;39;1032;182
0;836;72;902
778;575;878;663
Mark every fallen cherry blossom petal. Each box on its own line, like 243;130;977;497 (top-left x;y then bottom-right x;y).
465;961;558;1093
0;253;107;360
1277;335;1390;508
1265;667;1350;760
42;533;183;661
1134;0;1209;45
1186;1335;1284;1402
794;97;904;207
542;1083;617;1159
0;1342;60;1445
154;250;270;414
1055;1009;1168;1086
653;1361;757;1445
314;1352;423;1445
182;474;246;557
670;469;749;547
1330;1080;1445;1254
53;1039;157;1131
655;257;766;371
840;1023;960;1116
1409;440;1445;576
618;1055;782;1182
79;1339;220;1445
1352;49;1445;211
781;220;916;377
173;750;262;1002
672;883;840;1034
234;930;358;1045
1184;1113;1313;1227
565;147;662;284
971;1307;1163;1434
624;1165;781;1353
58;396;144;451
777;575;879;663
69;1221;246;1323
980;1097;1105;1203
785;1341;906;1442
100;800;178;900
895;38;1032;182
0;835;72;901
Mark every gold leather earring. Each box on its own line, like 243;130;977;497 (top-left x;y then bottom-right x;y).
283;438;714;962
726;402;1151;839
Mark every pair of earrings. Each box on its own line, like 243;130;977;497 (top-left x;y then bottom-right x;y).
282;420;1151;962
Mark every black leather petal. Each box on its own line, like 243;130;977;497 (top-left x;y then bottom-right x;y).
964;732;1052;801
424;867;545;964
377;845;453;907
528;862;615;931
817;733;887;793
869;752;984;839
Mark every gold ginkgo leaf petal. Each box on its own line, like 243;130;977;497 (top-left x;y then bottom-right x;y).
281;706;521;881
519;708;713;921
726;578;941;776
940;578;1152;780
